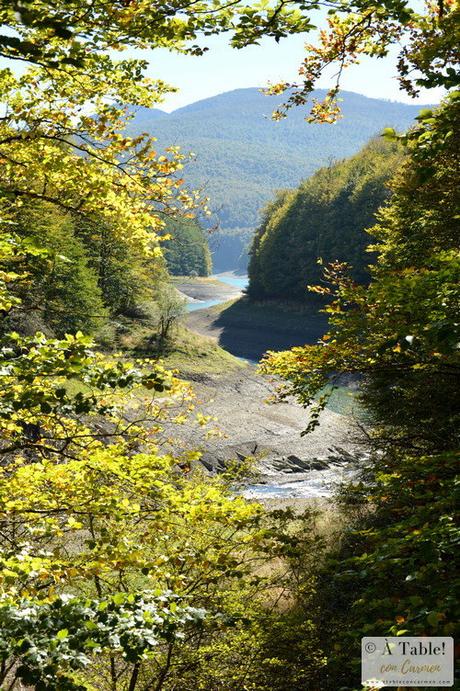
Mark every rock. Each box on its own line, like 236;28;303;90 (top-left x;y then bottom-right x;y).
286;455;312;470
310;460;329;470
162;370;366;489
199;440;274;473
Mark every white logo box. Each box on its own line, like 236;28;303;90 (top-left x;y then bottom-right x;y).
361;636;454;687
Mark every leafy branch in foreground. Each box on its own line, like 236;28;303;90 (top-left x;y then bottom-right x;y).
267;0;459;121
0;592;205;691
0;329;186;461
261;92;460;450
260;89;459;691
0;230;323;688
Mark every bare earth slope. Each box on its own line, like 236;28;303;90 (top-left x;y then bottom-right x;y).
172;276;365;498
172;369;366;498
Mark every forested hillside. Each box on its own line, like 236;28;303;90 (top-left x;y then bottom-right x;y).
1;200;171;341
248;138;402;300
2;206;210;344
0;0;457;690
162;218;212;276
263;92;460;683
127;89;427;270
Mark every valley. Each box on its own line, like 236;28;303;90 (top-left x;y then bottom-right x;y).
172;275;362;500
128;88;428;271
1;2;456;683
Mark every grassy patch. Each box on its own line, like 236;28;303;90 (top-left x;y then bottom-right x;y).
170;275;224;286
97;315;245;376
162;325;247;375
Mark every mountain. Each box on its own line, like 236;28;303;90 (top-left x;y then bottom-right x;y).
127;88;431;271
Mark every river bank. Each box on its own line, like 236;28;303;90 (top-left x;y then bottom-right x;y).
169;274;364;500
186;297;328;362
166;368;365;500
172;273;246;312
175;274;328;362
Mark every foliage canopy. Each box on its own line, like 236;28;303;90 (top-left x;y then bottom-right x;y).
0;0;458;687
248;138;402;300
261;92;460;686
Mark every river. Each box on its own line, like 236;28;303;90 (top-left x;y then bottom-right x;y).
186;273;248;312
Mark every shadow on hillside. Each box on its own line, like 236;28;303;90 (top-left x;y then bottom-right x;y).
212;297;328;362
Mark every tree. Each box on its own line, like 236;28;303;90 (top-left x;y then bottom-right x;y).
0;239;323;690
0;1;456;279
1;201;108;336
267;0;459;122
0;0;320;249
0;0;458;688
74;215;167;318
248;139;402;301
261;92;460;687
163;218;212;277
262;94;459;446
155;283;187;349
0;592;205;691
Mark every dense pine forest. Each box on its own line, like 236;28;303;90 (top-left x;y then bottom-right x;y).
0;1;458;690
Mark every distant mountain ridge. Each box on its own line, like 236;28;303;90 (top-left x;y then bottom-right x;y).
127;88;432;270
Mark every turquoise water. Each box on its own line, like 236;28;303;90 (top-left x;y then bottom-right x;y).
215;274;249;290
185;274;248;312
322;385;361;417
187;298;223;312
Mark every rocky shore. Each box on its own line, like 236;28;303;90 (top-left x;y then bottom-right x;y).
169;275;366;499
169;369;366;499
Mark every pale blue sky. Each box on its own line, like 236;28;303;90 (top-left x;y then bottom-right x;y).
2;1;444;111
138;31;444;112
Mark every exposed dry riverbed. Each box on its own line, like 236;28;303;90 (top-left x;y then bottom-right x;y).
175;273;246;311
174;369;365;499
172;275;365;499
